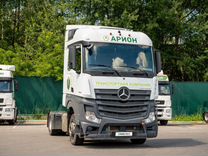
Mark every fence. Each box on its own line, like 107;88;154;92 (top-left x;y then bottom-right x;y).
15;77;208;116
171;82;208;117
15;77;63;114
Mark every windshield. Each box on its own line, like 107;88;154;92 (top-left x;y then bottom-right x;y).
84;43;154;76
0;80;13;92
159;84;170;95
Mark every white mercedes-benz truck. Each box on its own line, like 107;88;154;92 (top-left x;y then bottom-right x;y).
156;73;172;125
0;65;18;125
47;25;162;145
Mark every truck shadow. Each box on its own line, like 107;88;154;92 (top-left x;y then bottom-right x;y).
161;123;206;126
84;138;205;149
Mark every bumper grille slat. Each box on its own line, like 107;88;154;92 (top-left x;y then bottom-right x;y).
98;106;148;114
97;101;148;107
99;111;147;119
156;100;165;105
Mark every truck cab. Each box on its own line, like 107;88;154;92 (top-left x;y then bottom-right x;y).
48;25;162;145
0;65;18;125
156;74;172;125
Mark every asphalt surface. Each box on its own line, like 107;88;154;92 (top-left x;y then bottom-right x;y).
0;123;208;156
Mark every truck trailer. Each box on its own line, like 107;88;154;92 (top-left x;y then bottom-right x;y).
156;73;172;125
47;25;162;145
0;65;18;125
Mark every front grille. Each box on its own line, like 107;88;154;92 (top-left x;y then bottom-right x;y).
0;98;3;103
101;124;145;134
157;108;163;112
95;89;151;119
156;100;165;105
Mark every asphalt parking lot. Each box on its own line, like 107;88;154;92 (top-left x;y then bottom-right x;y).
0;123;208;156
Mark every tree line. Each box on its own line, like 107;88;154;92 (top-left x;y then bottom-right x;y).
0;0;207;81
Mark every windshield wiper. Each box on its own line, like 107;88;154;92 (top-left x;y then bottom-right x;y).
133;69;149;76
118;65;149;76
118;65;137;70
159;93;171;95
88;64;121;76
0;91;12;93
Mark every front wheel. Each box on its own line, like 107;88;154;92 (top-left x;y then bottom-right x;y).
68;114;84;145
130;138;146;144
8;120;15;125
160;120;168;126
203;112;208;123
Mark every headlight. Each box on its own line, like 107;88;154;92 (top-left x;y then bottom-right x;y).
144;112;156;124
5;108;13;112
85;111;101;124
166;109;171;113
5;98;13;105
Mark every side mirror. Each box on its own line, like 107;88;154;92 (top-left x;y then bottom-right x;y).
14;80;19;91
155;51;162;74
171;83;174;95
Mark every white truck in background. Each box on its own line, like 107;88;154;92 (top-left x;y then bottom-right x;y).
156;72;172;125
47;25;162;145
0;65;18;125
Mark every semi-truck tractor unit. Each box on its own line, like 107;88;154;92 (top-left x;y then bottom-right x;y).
0;65;18;125
47;25;162;145
156;74;172;125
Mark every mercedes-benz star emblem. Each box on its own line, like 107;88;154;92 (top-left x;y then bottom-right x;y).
118;87;130;101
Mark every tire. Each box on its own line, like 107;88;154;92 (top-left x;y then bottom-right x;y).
68;114;84;145
131;138;146;144
160;120;168;126
48;116;57;135
203;112;208;123
8;120;15;125
15;108;18;122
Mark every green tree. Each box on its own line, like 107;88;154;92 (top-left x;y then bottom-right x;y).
0;0;77;79
0;0;207;81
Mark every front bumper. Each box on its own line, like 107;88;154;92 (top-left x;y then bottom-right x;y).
67;94;158;140
157;107;172;120
80;118;158;140
0;107;16;120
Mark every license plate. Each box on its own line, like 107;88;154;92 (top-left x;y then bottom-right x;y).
115;132;133;137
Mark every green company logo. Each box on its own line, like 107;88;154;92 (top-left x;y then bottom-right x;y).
111;36;137;43
103;35;138;43
103;36;109;41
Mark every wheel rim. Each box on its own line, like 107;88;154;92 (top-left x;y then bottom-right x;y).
69;120;76;139
205;113;208;121
49;118;52;132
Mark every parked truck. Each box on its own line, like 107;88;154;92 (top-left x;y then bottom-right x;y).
47;25;162;145
156;73;172;125
0;65;18;125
